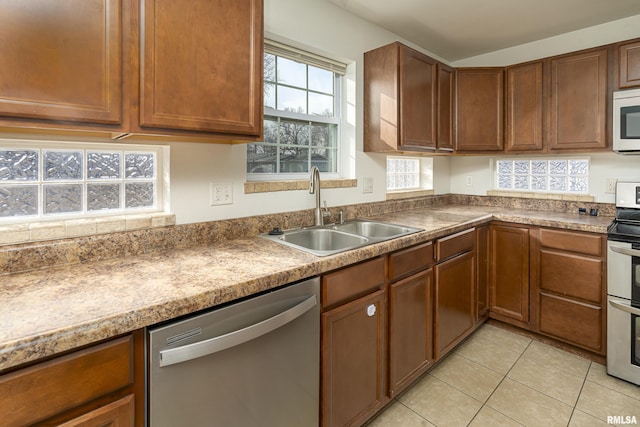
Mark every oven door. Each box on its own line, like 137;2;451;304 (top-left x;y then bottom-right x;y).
607;296;640;385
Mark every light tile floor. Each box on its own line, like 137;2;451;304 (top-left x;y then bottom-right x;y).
367;323;640;427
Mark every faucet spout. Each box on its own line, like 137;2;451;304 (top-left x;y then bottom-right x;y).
309;166;323;226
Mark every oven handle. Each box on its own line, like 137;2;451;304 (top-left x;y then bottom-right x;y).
610;245;640;257
159;294;317;367
609;299;640;316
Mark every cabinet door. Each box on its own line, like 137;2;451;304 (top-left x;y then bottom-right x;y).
618;40;640;89
399;45;437;150
321;290;387;427
0;0;122;126
505;62;543;151
548;48;608;150
139;0;263;137
454;68;504;151
434;251;474;360
490;225;530;325
476;225;490;322
437;64;455;151
389;269;433;397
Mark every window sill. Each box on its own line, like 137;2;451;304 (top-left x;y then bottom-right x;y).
486;190;594;202
0;213;176;246
244;179;357;194
386;189;435;200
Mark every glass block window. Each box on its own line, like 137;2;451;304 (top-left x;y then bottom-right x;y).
387;157;424;191
496;158;589;194
247;40;346;178
0;142;166;220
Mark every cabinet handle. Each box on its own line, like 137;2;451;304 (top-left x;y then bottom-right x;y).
367;304;376;317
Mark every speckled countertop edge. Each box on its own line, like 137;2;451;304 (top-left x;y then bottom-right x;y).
0;205;612;371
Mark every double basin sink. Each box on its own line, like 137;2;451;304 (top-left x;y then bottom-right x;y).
261;219;424;256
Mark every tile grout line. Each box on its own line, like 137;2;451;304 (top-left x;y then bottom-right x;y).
567;361;592;427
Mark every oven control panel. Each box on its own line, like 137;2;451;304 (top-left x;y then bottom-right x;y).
616;182;640;208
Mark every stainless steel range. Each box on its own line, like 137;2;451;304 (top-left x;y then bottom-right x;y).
607;181;640;385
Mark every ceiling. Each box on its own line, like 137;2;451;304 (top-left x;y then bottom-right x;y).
327;0;640;61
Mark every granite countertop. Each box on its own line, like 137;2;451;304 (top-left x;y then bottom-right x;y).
0;206;613;371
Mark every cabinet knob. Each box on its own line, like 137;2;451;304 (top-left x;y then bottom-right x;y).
367;304;376;317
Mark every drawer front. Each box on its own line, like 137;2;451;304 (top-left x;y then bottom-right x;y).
0;335;133;427
539;228;603;257
539;293;602;352
389;241;434;282
436;228;475;262
323;257;385;308
540;250;603;303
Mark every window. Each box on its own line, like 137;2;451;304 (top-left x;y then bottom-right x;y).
495;158;589;193
0;140;167;221
247;41;346;178
386;156;433;191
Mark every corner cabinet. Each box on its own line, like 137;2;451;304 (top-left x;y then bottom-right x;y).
364;42;453;153
0;0;124;130
454;68;504;152
136;0;263;138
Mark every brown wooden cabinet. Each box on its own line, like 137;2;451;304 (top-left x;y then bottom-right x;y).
617;39;640;89
136;0;263;138
454;68;504;152
489;224;530;327
0;333;143;427
434;229;476;360
476;224;490;323
0;0;124;130
505;61;544;152
364;42;453;153
547;47;609;151
321;257;387;427
531;228;606;354
388;242;435;397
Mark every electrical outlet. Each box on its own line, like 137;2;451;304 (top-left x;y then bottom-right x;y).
362;177;373;194
466;176;473;187
210;182;233;206
605;178;617;194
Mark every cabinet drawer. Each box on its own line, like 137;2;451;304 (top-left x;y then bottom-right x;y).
322;257;385;308
0;335;133;427
389;241;434;282
539;229;603;257
436;228;475;262
540;250;603;303
539;293;602;352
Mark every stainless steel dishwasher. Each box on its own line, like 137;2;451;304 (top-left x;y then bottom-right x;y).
147;277;320;427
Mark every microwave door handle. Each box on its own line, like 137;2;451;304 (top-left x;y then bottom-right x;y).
159;294;317;367
610;246;640;257
609;299;640;316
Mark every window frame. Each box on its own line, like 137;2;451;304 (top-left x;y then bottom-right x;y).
386;156;434;192
494;157;590;194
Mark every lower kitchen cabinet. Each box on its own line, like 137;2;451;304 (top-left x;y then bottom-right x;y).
388;268;433;397
0;332;143;427
531;228;606;354
489;223;530;327
321;290;387;427
321;257;387;427
434;229;476;360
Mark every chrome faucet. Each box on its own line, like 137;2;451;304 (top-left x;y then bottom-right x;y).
309;166;324;226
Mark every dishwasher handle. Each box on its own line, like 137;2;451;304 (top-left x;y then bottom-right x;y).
159;294;317;367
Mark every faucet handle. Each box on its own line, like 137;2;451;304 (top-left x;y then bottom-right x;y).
322;201;330;217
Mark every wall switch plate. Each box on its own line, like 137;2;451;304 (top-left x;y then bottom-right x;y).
605;178;617;194
210;182;233;206
362;177;373;194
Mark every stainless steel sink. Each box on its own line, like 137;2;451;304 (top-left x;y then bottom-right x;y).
261;219;423;256
331;219;420;239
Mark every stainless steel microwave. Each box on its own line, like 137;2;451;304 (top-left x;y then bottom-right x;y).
614;89;640;154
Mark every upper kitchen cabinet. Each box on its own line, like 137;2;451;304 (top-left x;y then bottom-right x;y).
617;39;640;89
136;0;263;139
364;42;440;152
505;61;543;152
437;64;455;151
0;0;124;131
454;68;504;152
547;47;609;151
